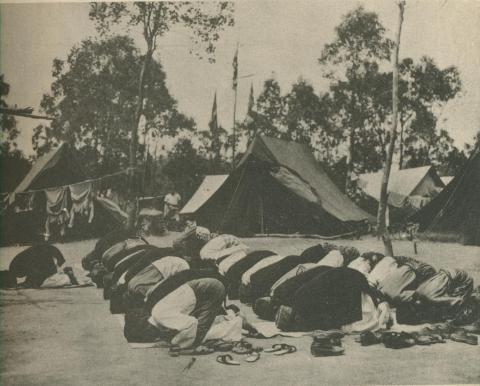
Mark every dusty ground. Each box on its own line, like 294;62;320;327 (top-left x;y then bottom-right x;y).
1;234;479;386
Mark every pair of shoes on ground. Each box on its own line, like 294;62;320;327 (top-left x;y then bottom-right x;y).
450;329;478;345
382;332;416;349
311;330;345;356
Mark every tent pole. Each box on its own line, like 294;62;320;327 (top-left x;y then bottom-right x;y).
260;194;264;234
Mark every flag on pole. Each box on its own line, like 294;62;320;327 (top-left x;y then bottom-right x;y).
232;46;238;90
247;83;254;116
210;92;218;131
209;92;221;162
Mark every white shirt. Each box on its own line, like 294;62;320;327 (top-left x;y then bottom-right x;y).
218;250;248;276
149;284;197;348
199;234;248;261
164;193;181;207
152;256;189;279
368;256;397;287
318;250;344;268
348;257;372;277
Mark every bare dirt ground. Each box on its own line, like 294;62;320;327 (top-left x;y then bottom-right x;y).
1;234;479;386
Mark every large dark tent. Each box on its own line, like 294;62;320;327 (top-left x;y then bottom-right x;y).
411;145;480;245
12;142;87;195
2;143;126;245
191;135;373;236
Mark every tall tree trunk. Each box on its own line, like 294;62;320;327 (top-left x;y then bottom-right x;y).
345;127;355;192
377;0;406;256
399;119;404;169
127;43;154;230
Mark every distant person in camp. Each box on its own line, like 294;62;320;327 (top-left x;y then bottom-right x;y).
164;189;181;223
9;243;66;288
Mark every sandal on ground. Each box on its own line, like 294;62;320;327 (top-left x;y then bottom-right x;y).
232;341;253;354
274;344;297;356
217;354;240;366
245;351;261;363
264;343;289;353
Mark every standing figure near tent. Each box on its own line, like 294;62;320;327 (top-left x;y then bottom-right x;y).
164;189;181;225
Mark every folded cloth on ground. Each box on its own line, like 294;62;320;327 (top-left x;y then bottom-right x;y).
41;265;92;288
342;294;391;334
251;321;310;338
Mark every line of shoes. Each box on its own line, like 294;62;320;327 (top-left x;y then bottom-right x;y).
169;339;297;366
358;321;479;349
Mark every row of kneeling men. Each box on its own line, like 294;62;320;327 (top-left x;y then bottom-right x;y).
81;224;478;349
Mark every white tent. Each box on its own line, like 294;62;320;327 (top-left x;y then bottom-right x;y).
358;166;444;208
180;175;228;215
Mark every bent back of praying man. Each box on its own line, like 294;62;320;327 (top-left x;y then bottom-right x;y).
9;243;66;288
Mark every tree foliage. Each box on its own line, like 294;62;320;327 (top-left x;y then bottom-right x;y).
89;2;234;63
319;5;393;189
0;75;19;144
34;36;194;176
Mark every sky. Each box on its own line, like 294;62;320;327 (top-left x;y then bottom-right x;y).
1;0;480;156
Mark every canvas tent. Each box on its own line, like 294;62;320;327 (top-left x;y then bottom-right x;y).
12;142;87;196
411;145;480;245
440;176;454;186
180;175;228;215
191;135;373;236
2;143;126;245
357;166;444;224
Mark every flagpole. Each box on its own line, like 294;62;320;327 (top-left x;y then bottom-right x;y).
232;85;238;170
232;43;239;170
